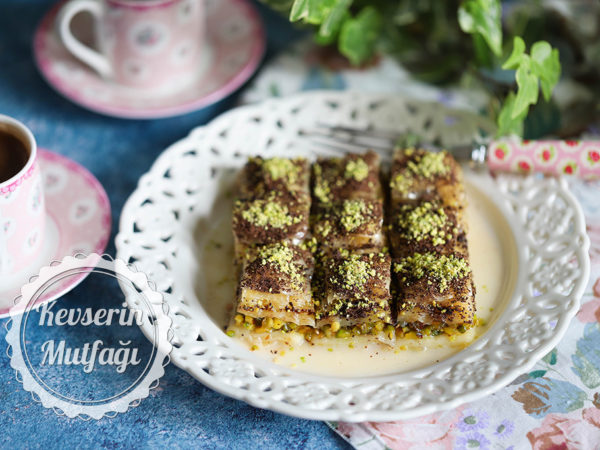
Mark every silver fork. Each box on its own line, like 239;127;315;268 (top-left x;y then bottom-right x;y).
300;123;488;167
300;123;600;180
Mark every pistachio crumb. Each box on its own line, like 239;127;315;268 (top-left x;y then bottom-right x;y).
397;202;450;245
240;197;294;229
406;151;450;178
262;157;299;183
335;255;374;290
344;158;369;181
255;243;304;289
394;252;470;293
390;173;412;194
340;199;368;231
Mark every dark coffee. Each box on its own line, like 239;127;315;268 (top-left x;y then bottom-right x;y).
0;130;30;183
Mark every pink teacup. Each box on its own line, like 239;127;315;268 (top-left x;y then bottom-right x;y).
0;115;46;277
57;0;205;92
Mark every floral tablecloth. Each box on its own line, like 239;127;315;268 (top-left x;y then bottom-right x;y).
242;40;600;449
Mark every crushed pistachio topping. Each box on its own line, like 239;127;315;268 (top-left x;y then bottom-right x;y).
394;252;470;293
406;151;450;178
314;219;332;237
390;173;412;194
344;158;369;181
391;150;450;193
332;254;376;291
262;157;299;184
256;243;304;288
313;163;332;203
300;236;318;254
239;198;299;228
397;202;450;246
340;199;369;231
314;181;331;203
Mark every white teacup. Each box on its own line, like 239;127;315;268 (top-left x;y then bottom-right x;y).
57;0;205;91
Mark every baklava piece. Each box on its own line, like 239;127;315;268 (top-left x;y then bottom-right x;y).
232;191;310;260
388;201;467;258
389;148;465;209
316;249;393;337
236;242;315;327
237;156;310;200
393;252;476;334
312;151;382;205
312;198;386;251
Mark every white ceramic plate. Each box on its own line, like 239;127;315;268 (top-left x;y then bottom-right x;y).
116;91;589;421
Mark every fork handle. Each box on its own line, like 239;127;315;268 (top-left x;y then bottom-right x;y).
487;140;600;179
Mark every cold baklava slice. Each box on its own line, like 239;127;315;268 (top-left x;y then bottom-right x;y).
312;151;382;205
232;191;310;260
389;201;467;258
316;249;393;335
393;252;475;334
236;242;315;327
237;156;310;200
312;198;386;252
390;148;465;209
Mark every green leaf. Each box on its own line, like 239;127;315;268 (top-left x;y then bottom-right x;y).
318;0;352;39
529;370;547;379
512;57;539;119
498;38;561;135
502;36;526;70
458;0;502;56
290;0;335;24
289;0;310;22
531;40;551;63
530;42;561;102
497;92;526;137
339;6;382;65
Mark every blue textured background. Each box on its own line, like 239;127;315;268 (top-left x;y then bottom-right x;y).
0;1;350;448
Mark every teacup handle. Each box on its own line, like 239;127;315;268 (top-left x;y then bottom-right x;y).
57;0;113;79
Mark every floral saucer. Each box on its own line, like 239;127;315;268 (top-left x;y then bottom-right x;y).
33;0;265;119
0;150;111;317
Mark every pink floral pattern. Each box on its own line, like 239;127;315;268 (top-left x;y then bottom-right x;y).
488;139;600;179
0;164;35;195
526;407;600;450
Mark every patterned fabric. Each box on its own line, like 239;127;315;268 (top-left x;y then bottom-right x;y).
242;38;600;449
488;139;600;180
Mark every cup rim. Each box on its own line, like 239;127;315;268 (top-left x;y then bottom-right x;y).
106;0;180;9
0;114;38;189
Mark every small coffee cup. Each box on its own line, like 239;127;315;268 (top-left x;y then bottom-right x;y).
56;0;205;91
0;115;46;277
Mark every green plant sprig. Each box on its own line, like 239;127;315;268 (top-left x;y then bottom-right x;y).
280;0;562;137
497;37;561;136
